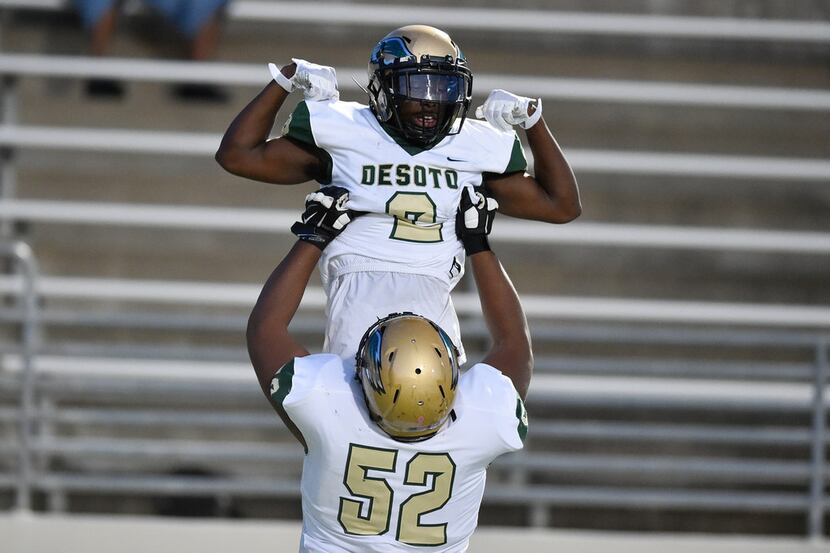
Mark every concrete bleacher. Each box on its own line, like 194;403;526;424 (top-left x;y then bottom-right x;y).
0;0;828;544
5;513;827;553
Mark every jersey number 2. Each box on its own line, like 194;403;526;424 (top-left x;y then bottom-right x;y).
385;192;443;243
338;443;456;546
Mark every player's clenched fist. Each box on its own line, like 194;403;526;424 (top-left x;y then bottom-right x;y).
291;186;362;249
455;185;499;255
269;58;339;101
475;89;542;132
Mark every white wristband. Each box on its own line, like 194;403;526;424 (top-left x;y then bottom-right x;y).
268;62;294;93
519;98;543;129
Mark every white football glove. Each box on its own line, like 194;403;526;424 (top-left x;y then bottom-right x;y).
475;89;542;132
268;58;339;102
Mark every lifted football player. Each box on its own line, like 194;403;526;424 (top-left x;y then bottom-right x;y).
248;185;530;552
217;25;580;363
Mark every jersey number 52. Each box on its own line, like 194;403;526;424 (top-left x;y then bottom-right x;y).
338;443;456;546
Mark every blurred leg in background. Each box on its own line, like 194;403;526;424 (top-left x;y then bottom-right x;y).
143;0;231;102
73;0;230;102
73;0;125;98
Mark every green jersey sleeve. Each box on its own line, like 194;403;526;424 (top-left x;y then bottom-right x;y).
282;101;315;146
280;101;333;185
503;133;528;174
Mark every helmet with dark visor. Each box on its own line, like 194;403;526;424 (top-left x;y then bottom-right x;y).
368;28;473;149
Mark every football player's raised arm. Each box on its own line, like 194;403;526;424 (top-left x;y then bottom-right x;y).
248;186;358;396
472;251;533;400
247;241;317;398
479;92;581;224
486;116;581;223
456;186;532;398
215;63;323;184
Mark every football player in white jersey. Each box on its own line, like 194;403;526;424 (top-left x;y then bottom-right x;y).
217;25;580;363
247;186;531;553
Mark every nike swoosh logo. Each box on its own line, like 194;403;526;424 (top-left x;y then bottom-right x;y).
446;157;468;162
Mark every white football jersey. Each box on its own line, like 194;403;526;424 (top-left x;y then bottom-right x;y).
282;101;526;361
271;353;528;553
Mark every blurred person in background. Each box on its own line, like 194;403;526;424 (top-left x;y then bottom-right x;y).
73;0;230;101
217;25;580;367
248;184;531;551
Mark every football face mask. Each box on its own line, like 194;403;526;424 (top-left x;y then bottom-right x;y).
388;71;470;145
367;25;473;148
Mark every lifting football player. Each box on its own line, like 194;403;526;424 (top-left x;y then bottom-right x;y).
247;182;531;551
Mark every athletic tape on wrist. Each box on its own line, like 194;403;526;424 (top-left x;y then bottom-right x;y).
268;63;294;93
463;235;491;255
520;98;543;129
290;222;330;250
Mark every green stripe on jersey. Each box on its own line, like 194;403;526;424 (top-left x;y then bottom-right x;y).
504;134;527;174
283;101;314;145
515;395;529;443
270;359;296;408
282;101;333;185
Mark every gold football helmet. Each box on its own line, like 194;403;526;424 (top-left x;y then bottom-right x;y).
367;25;473;148
356;312;460;441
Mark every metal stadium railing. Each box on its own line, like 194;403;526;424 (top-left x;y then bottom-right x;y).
0;242;827;525
0;237;825;529
0;199;829;255
0;241;39;512
2;122;828;181
0;274;827;535
3;54;830;111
